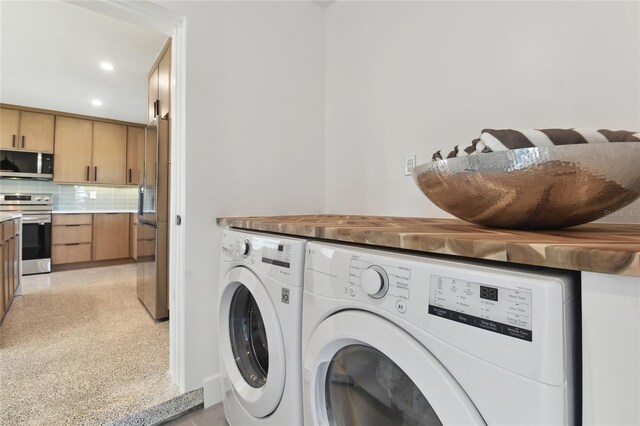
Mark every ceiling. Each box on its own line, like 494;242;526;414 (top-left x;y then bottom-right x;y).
0;1;167;124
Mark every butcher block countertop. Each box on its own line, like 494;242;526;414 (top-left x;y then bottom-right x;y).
216;215;640;277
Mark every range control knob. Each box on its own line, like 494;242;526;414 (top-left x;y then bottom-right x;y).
239;239;251;257
35;197;42;202
361;265;389;299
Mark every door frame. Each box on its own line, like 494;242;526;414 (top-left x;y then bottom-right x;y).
72;1;188;390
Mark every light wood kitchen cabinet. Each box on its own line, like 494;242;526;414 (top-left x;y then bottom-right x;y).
148;67;159;124
126;126;144;186
1;240;7;315
1;219;20;324
52;214;93;265
130;214;137;260
0;240;4;321
52;213;132;266
148;40;171;123
158;46;171;120
0;108;54;152
0;108;20;149
52;214;93;226
93;122;127;185
54;116;93;183
93;214;129;261
52;225;92;245
55;117;129;185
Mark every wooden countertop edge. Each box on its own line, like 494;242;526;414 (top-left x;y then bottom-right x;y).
217;216;640;277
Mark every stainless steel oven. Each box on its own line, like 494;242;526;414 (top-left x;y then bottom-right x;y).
0;193;53;274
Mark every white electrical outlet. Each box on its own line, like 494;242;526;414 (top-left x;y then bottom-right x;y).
404;154;416;176
90;191;97;199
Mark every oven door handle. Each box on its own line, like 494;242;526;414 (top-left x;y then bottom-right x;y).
22;215;52;224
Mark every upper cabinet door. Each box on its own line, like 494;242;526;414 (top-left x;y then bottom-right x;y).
54;116;93;183
18;111;55;153
148;67;159;124
93;122;127;185
158;45;171;120
0;108;20;150
126;126;144;185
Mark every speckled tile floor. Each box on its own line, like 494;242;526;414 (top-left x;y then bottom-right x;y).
0;264;180;425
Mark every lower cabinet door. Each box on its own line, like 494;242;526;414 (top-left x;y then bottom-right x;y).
94;214;130;260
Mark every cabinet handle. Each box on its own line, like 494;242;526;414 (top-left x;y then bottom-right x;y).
86;166;90;181
21;136;25;148
95;166;98;182
153;100;157;118
156;100;160;117
65;243;81;246
65;224;81;227
12;135;16;147
128;169;132;183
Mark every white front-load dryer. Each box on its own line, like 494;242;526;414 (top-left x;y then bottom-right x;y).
219;229;306;426
303;242;580;426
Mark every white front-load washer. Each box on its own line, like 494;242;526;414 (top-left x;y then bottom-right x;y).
303;242;580;425
219;229;306;426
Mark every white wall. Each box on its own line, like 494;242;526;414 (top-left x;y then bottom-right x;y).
153;0;638;407
324;1;640;219
160;0;325;405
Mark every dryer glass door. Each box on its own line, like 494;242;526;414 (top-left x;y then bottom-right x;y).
305;311;485;426
325;344;441;426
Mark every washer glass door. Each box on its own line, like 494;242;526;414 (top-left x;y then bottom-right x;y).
219;267;286;418
325;344;441;426
229;285;269;388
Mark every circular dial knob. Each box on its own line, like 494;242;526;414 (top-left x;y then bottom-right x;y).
239;239;251;257
361;265;389;299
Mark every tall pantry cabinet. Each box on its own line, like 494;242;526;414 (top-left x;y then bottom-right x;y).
148;42;171;123
138;39;171;320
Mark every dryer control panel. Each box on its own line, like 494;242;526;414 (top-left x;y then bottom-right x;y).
428;275;532;341
304;241;577;386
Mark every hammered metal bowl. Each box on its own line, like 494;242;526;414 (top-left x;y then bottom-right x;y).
413;143;640;229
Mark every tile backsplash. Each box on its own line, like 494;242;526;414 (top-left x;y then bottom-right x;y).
0;179;138;211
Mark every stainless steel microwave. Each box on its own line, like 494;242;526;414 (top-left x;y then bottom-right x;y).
0;150;54;180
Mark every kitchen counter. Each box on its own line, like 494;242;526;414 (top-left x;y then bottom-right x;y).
216;215;640;277
0;212;21;223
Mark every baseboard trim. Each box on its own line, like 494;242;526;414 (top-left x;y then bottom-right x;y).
52;258;135;272
203;374;223;408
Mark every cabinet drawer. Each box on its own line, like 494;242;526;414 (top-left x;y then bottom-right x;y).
52;243;92;264
53;214;93;226
52;225;92;244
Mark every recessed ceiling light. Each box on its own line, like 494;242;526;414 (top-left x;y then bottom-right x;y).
91;99;103;106
100;62;114;71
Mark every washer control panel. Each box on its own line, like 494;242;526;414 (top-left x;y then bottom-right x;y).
221;230;307;287
261;240;292;269
428;275;532;341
